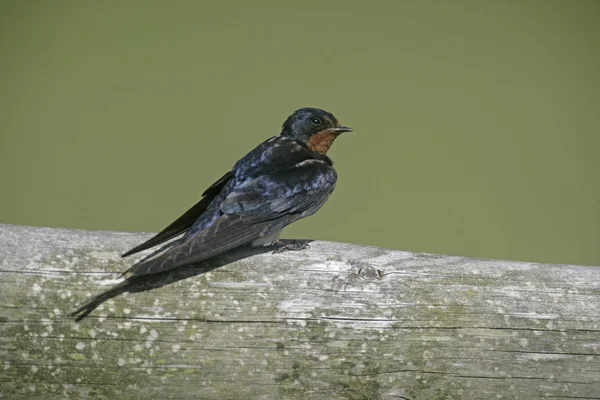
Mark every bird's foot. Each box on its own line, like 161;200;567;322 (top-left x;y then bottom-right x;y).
272;240;310;254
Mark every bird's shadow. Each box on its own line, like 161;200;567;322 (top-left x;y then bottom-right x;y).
70;239;312;322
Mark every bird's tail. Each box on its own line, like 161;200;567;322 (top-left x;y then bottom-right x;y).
118;239;182;279
69;279;130;321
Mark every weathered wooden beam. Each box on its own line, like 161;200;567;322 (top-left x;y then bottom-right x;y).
0;224;599;399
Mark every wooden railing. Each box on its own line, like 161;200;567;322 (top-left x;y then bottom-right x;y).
1;224;598;399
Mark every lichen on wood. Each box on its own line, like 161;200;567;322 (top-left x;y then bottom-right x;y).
1;224;599;399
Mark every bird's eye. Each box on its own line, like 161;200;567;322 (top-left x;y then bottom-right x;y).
310;117;322;126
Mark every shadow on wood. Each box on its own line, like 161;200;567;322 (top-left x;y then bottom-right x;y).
70;240;311;321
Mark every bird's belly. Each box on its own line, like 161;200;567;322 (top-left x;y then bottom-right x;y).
251;229;283;247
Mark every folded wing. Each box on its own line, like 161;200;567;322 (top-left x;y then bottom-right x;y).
124;159;336;278
121;171;234;257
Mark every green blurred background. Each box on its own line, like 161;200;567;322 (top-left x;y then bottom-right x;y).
1;1;598;266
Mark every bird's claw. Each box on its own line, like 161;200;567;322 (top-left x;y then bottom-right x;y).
272;241;310;254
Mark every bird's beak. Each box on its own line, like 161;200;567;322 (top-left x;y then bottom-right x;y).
333;125;353;133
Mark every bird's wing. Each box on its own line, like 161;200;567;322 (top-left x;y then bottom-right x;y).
121;170;234;257
124;159;336;278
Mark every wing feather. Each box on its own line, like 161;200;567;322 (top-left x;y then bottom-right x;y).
121;171;233;257
125;160;336;278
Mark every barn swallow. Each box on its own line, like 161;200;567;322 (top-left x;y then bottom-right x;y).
71;107;351;317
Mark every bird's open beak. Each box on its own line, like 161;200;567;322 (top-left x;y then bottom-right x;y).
333;125;353;133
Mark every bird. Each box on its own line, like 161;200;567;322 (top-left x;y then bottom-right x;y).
71;107;352;318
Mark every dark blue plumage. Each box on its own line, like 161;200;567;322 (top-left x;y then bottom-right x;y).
71;108;351;318
121;108;351;277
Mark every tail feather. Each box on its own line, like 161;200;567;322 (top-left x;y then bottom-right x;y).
70;280;130;321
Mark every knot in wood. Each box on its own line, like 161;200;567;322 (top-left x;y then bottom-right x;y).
357;266;383;280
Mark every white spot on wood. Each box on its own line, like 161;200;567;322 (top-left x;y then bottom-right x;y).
513;312;556;320
518;353;574;361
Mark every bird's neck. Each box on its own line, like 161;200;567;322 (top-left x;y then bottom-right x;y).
306;130;340;154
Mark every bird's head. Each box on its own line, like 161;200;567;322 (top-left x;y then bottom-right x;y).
280;108;352;154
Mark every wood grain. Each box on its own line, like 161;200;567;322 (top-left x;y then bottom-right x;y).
1;224;599;399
